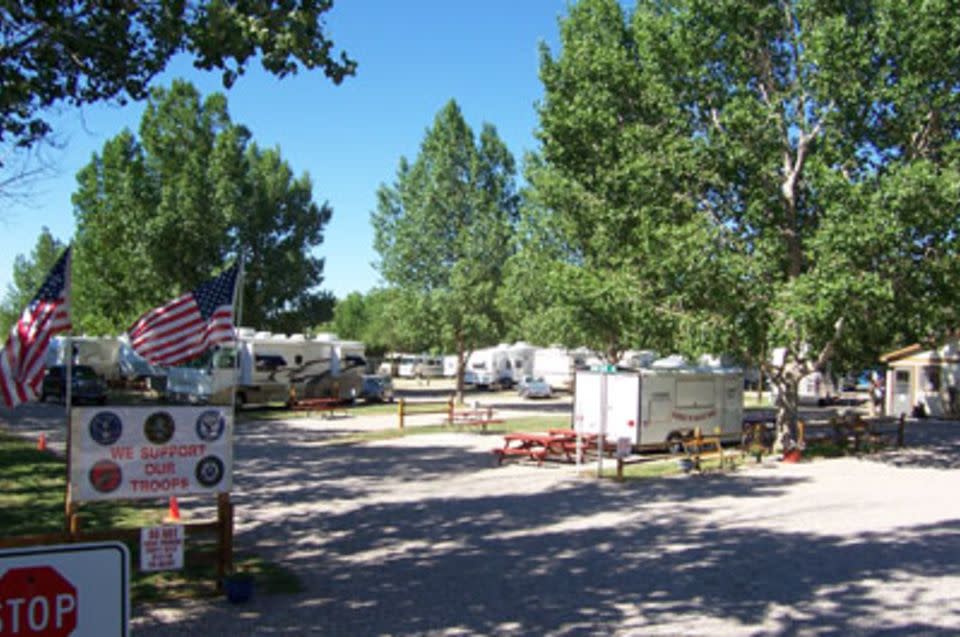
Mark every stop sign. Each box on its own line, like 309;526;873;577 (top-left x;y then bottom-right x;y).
0;566;77;636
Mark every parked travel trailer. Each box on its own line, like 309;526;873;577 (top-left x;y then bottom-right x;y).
618;350;658;370
533;347;598;392
165;329;366;406
443;355;459;378
466;346;514;388
502;342;536;384
377;353;401;377
573;358;744;450
396;354;443;379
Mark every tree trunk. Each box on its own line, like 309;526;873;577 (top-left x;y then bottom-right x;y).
771;365;802;451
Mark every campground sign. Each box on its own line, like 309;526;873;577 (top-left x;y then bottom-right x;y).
0;543;128;636
69;406;233;502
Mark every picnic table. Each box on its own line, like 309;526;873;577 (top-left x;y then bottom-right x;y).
288;397;348;418
493;430;617;466
447;408;505;432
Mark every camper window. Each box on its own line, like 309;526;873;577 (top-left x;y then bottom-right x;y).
345;355;367;368
255;355;287;372
923;366;941;392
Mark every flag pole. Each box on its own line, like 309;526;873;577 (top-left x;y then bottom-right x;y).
230;259;245;418
220;258;243;581
63;249;76;534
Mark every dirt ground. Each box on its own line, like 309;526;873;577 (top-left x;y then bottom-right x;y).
3;401;959;635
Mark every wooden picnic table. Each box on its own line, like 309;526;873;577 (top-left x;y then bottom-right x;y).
448;408;505;432
493;430;617;466
289;397;348;418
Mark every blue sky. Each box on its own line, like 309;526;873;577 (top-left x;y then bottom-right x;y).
1;1;569;303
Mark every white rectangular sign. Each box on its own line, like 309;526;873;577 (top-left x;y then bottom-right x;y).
70;406;233;502
140;525;185;572
0;542;129;636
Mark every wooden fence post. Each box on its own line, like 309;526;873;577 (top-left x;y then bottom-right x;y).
398;399;405;430
897;413;905;448
217;492;234;587
447;396;454;426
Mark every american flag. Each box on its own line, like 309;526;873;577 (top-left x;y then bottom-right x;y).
0;248;72;408
128;264;239;367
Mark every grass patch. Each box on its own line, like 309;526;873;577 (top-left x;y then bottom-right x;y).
0;431;301;604
318;415;574;447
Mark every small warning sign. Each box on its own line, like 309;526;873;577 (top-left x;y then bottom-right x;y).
140;525;184;572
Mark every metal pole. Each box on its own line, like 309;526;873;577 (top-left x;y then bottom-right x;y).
230;260;245;417
597;370;607;478
64;336;74;531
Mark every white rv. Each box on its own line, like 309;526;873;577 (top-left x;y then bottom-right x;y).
503;342;536;384
47;336;162;385
533;347;599;392
395;354;443;379
466;346;514;388
573;358;744;450
443;355;459;378
165;329;366;406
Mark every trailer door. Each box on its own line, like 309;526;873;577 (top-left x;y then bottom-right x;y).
605;374;641;444
573;371;603;435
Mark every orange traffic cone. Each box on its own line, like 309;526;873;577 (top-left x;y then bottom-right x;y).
166;496;181;522
37;433;47;452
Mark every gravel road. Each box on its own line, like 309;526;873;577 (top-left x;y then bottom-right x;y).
3;402;960;635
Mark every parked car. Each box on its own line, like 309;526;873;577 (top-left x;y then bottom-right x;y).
40;365;108;405
359;375;394;403
517;376;552;399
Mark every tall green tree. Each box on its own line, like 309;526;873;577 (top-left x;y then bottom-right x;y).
372;100;519;398
0;1;355;160
73;80;334;334
506;0;709;363
528;0;960;433
0;227;66;335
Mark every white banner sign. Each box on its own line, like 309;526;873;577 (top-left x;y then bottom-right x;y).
140;525;185;572
70;406;233;502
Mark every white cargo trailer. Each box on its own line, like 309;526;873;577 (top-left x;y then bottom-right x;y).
573;363;743;450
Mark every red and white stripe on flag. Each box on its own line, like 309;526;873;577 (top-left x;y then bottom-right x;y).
0;248;71;408
127;264;238;367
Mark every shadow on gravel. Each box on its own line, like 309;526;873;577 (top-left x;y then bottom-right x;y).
865;418;960;470
130;413;960;636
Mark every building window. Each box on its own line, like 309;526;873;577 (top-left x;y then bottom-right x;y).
923;366;941;392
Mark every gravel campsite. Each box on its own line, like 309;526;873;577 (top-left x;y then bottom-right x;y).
107;407;960;636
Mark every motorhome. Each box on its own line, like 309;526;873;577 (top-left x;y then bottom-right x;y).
573;357;744;450
164;329;366;406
